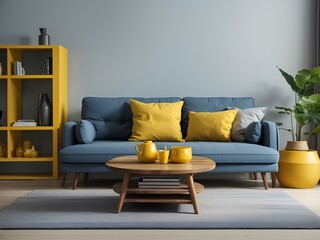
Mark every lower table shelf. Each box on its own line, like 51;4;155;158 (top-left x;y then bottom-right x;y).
113;181;204;195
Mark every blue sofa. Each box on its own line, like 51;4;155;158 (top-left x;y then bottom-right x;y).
59;97;279;189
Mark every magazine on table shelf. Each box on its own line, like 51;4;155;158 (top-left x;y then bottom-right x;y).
138;175;181;188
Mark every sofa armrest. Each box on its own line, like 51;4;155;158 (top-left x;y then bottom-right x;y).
62;121;77;147
261;121;279;151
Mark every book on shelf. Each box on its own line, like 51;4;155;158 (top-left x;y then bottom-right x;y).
12;121;37;126
16;119;36;122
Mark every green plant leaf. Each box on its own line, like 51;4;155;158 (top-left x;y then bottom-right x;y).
311;66;320;75
295;69;311;89
274;106;293;115
299;84;316;98
309;76;320;84
308;94;320;102
277;67;300;93
294;112;310;126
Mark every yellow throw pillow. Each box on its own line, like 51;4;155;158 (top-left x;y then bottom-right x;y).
185;109;238;141
129;99;184;142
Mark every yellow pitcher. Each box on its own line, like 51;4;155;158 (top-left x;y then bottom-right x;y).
135;141;158;163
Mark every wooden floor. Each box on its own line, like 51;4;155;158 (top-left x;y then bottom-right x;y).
0;176;320;240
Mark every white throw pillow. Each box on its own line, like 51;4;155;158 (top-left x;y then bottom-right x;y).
231;107;268;142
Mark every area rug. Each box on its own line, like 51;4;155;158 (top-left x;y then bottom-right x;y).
0;188;320;229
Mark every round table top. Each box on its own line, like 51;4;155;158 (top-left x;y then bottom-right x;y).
105;155;215;175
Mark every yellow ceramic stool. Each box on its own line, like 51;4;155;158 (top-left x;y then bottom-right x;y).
277;149;320;188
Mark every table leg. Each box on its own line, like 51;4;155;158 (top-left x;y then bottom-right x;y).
116;172;131;213
186;174;199;214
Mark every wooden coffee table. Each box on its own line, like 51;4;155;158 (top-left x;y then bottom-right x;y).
105;155;215;214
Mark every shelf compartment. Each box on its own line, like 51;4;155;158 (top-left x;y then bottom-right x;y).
9;48;53;75
9;130;53;158
0;161;53;178
0;48;7;75
0;79;7;126
8;78;52;125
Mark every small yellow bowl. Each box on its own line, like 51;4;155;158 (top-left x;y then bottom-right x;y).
169;146;192;163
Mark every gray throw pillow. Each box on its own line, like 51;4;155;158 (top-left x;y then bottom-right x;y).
231;107;268;142
75;120;96;144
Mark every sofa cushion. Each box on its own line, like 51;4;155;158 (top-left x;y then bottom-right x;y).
75;120;96;144
245;121;263;143
185;109;238;141
59;141;279;165
182;97;254;137
81;97;181;140
231;107;268;142
129;99;184;142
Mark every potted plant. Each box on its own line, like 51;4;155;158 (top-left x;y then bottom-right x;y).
275;66;320;150
275;66;320;188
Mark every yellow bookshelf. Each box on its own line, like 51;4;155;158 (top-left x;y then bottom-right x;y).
0;45;68;179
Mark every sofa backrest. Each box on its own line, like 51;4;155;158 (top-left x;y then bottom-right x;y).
81;97;181;140
81;96;254;140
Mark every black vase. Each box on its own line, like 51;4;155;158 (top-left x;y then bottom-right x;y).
38;93;52;126
38;28;50;45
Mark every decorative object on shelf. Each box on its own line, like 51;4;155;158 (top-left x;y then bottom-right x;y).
38;93;52;126
15;143;24;157
22;139;32;152
0;62;2;75
38;28;50;45
29;146;39;158
0;138;7;157
41;57;52;75
23;148;32;158
23;145;38;158
135;141;158;163
275;66;320;149
13;61;25;75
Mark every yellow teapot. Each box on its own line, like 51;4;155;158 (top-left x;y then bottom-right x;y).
135;141;158;163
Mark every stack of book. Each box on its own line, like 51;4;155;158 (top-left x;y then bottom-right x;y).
12;119;37;126
138;176;180;188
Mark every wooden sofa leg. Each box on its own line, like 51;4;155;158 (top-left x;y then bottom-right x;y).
261;172;268;190
271;172;277;188
73;172;80;190
253;172;258;180
61;173;67;187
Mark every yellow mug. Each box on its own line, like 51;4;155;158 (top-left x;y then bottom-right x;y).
158;150;169;164
169;146;192;163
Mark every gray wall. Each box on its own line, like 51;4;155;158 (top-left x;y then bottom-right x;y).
0;0;315;147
